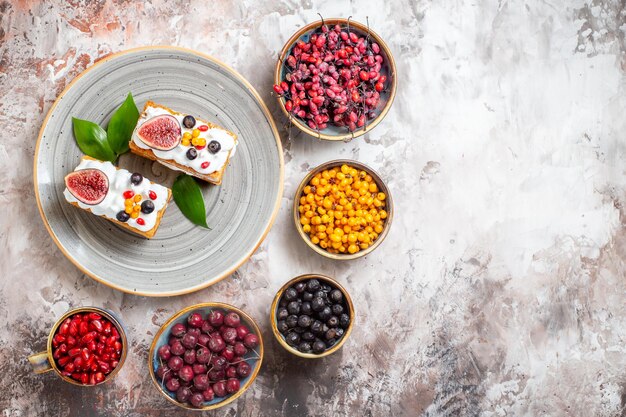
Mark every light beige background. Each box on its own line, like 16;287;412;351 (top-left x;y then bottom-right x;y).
1;0;625;416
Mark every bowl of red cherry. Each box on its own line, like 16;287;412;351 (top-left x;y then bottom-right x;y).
149;303;263;410
273;17;397;141
271;274;354;358
27;306;127;386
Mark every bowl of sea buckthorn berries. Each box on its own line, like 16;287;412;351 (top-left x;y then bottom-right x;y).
294;160;392;259
273;17;397;141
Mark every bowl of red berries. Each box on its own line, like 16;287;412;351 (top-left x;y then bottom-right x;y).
273;17;397;141
149;303;263;410
271;274;355;358
27;306;127;386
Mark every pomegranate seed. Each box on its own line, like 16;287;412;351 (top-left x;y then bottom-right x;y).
148;191;157;200
81;332;95;344
201;161;210;169
59;320;70;336
58;356;71;366
197;124;208;131
66;336;76;347
68;321;78;336
99;361;110;374
122;190;134;199
136;218;145;226
64;362;75;373
90;319;103;332
94;372;105;384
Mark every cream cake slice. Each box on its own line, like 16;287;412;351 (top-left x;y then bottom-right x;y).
63;156;171;239
129;101;238;185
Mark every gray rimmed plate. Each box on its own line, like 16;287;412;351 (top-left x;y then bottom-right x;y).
35;46;283;296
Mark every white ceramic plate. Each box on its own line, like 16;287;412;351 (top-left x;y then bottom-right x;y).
35;47;283;296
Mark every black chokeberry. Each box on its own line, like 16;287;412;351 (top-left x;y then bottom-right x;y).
287;301;300;315
116;210;130;222
208;140;221;154
302;291;313;301
284;287;298;301
327;316;338;327
306;279;320;292
286;332;300;346
298;342;312;352
277;320;288;333
318;306;332;321
182;115;196;129
130;172;143;185
294;282;306;293
311;297;325;312
325;329;337;340
141;200;155;214
331;304;344;315
312;340;325;353
301;302;312;315
329;289;343;303
297;315;311;328
277;307;289;320
314;290;327;300
186;147;198;160
286;315;298;328
302;332;315;341
339;314;350;328
310;320;323;335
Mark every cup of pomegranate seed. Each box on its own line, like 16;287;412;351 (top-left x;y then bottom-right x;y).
27;306;127;386
271;274;355;358
149;303;264;410
274;17;397;141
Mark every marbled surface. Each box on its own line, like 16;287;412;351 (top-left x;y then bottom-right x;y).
1;0;625;416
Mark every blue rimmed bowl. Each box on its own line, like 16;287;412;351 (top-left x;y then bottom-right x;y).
148;303;264;411
274;18;397;141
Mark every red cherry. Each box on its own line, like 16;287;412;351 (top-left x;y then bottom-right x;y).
136;218;145;226
198;125;208;131
123;190;134;199
148;190;157;200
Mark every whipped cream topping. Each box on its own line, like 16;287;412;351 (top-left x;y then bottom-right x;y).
63;159;169;233
131;106;237;175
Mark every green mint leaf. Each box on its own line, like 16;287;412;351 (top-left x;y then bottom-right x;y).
107;92;139;156
72;117;116;162
172;174;209;228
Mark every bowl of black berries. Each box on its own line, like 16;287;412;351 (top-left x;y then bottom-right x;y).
271;274;354;358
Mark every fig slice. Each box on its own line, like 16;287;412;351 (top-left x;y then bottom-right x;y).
137;114;181;151
65;169;109;205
